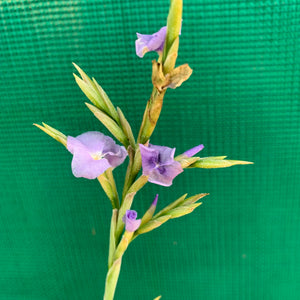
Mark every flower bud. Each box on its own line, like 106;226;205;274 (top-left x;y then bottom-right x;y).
122;210;141;232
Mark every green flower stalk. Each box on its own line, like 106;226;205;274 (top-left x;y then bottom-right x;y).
34;0;253;299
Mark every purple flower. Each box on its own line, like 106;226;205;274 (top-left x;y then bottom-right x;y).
139;144;183;187
184;144;204;157
67;131;127;179
135;26;167;58
122;210;141;232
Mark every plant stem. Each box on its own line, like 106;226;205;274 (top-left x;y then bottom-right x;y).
108;210;118;268
103;256;122;300
103;2;183;297
137;87;166;145
104;229;133;299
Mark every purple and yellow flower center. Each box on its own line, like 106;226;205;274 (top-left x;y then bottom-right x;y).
139;143;183;186
67;131;127;179
91;151;105;160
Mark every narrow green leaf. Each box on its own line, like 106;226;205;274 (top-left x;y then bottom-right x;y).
104;257;122;300
131;146;142;177
122;147;143;199
167;203;202;219
204;156;227;160
177;156;200;168
189;157;253;169
74;74;103;108
127;175;148;194
122;146;135;200
85;103;129;147
153;194;187;218
163;37;179;74
92;78;120;123
163;0;182;63
137;99;150;144
72;62;96;88
113;231;134;261
33;123;67;147
108;209;118;268
140;195;158;227
97;173;116;208
117;107;136;149
73;64;115;117
136;215;171;235
226;160;254;166
105;168;120;208
182;193;209;205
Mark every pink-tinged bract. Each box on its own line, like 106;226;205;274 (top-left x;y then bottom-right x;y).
122;210;141;232
135;26;167;58
139;144;183;187
67;131;127;179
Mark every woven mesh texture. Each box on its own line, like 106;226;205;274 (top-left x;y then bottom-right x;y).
1;0;300;299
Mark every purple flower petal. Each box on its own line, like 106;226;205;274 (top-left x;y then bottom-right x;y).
147;161;183;187
67;132;127;179
139;144;159;174
135;26;167;58
139;143;183;186
105;146;128;168
67;135;85;155
71;149;111;179
184;144;204;157
122;210;141;232
149;144;176;165
75;131;113;154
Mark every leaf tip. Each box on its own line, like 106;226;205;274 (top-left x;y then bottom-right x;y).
33;123;42;130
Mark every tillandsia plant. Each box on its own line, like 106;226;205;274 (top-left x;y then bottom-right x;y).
34;1;252;299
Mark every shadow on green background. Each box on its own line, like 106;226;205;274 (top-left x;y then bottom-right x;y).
0;1;299;299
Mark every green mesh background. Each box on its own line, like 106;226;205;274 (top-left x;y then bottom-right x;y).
1;0;300;299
